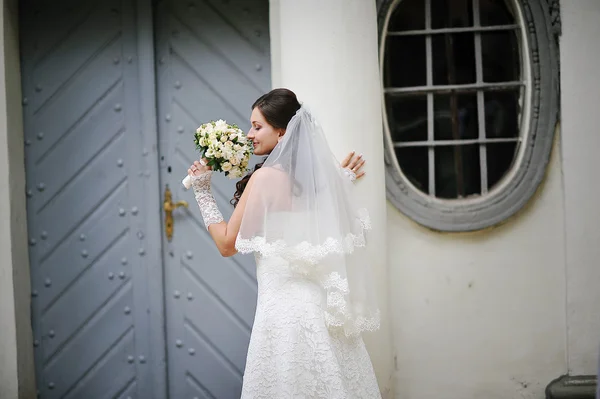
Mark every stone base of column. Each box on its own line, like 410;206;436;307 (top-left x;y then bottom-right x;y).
545;375;597;399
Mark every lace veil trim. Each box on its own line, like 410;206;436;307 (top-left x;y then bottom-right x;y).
235;208;371;263
235;209;380;337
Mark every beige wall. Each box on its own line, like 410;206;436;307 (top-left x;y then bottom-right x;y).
0;0;37;398
380;1;600;397
560;0;600;375
388;137;567;398
386;2;600;397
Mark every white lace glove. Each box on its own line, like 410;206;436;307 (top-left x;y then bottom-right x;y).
341;167;357;182
191;171;224;229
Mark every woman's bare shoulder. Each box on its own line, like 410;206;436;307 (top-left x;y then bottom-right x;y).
251;165;287;181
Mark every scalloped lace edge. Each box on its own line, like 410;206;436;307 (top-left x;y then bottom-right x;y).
235;208;372;265
322;271;381;337
235;209;380;336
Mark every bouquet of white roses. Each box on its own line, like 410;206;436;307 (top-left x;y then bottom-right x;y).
182;119;253;189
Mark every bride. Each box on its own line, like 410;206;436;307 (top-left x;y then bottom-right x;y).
188;88;382;398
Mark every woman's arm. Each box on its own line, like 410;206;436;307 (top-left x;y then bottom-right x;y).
205;174;257;257
188;159;263;258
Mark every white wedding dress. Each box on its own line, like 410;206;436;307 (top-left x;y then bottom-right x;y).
240;251;382;398
230;106;381;398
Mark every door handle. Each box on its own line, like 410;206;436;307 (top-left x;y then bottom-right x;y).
163;185;188;242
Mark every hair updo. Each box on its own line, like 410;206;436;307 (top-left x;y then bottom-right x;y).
231;88;301;207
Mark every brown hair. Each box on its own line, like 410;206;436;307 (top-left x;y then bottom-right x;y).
231;88;301;207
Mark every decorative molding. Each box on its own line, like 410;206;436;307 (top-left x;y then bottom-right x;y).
545;375;597;399
546;0;561;37
377;0;561;232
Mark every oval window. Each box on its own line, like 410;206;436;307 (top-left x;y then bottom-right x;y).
379;0;559;231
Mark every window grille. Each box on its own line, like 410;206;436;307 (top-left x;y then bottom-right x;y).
379;0;560;231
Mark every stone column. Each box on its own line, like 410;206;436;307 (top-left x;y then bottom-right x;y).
0;0;37;397
270;0;394;396
560;0;600;376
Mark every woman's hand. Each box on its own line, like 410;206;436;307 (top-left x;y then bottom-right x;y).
340;151;366;180
187;158;211;177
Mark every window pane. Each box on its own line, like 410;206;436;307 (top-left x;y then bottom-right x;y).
434;93;478;140
384;36;426;88
432;33;476;85
386;95;428;142
432;0;473;29
435;145;481;198
480;0;515;26
396;147;428;193
388;0;425;31
484;90;520;138
486;142;518;189
482;31;520;83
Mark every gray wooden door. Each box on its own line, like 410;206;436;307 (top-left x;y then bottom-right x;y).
20;0;166;398
21;0;269;397
154;0;270;398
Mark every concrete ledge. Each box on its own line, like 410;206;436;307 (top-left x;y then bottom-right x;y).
545;375;597;399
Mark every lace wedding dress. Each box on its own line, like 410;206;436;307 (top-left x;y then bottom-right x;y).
240;251;382;399
191;106;382;398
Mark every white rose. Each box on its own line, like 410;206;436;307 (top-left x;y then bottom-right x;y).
233;144;241;151
215;119;227;129
230;157;240;166
231;167;243;178
206;148;214;157
222;162;232;172
221;147;232;159
220;135;228;143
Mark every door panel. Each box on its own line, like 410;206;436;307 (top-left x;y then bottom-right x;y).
20;0;164;398
154;0;270;397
